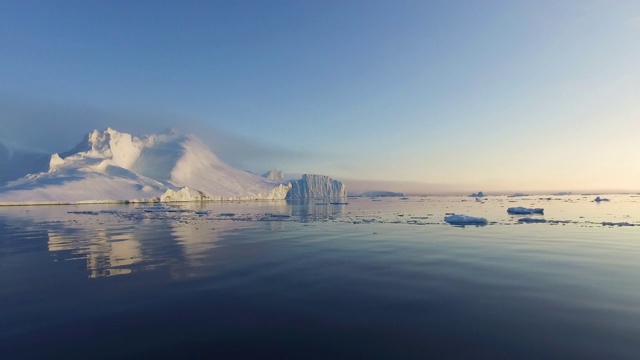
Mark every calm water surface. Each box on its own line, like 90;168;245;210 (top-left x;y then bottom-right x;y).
1;196;640;359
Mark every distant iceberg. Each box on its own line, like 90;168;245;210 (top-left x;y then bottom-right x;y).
469;192;485;197
594;196;610;202
262;169;285;182
507;207;544;215
444;214;488;226
360;191;404;197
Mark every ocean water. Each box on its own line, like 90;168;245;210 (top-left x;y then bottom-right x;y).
1;195;640;359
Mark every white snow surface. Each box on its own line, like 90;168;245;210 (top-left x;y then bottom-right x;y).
0;128;291;205
444;214;488;225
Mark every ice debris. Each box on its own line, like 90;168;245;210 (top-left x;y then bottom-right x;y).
444;214;488;226
507;207;544;215
518;217;547;224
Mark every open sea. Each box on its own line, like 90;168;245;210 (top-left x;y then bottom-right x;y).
1;195;640;359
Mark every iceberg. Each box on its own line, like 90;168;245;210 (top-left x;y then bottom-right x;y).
262;169;285;182
286;174;347;200
360;191;405;197
444;214;488;226
507;207;544;215
594;196;610;202
469;192;485;197
0;128;291;205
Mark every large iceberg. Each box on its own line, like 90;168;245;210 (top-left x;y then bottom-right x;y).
286;174;347;200
0;128;291;205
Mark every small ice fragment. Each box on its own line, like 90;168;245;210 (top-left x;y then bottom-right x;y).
507;207;544;215
444;214;488;226
602;221;634;227
518;217;547;224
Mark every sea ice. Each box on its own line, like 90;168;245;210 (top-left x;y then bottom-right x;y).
507;207;544;215
444;214;488;226
518;217;547;224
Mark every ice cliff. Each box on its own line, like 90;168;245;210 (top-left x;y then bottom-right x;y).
0;128;291;205
286;174;347;200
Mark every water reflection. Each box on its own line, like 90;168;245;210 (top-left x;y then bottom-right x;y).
48;228;141;278
2;195;638;280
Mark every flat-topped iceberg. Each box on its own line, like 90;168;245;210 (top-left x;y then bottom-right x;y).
444;214;488;226
469;192;486;197
360;191;405;197
286;174;347;200
507;207;544;215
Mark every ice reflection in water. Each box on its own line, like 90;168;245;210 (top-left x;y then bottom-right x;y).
48;228;141;278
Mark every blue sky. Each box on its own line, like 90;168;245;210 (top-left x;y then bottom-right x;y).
1;0;639;193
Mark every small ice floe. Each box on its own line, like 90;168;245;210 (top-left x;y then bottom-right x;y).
518;217;547;224
444;214;488;226
507;207;544;215
594;196;610;202
602;221;635;227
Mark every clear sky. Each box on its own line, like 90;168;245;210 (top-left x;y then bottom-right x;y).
1;0;639;194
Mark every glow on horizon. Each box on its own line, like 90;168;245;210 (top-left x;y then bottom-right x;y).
1;1;639;194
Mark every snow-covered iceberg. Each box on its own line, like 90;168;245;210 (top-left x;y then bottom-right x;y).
286;174;347;200
444;214;488;226
0;128;291;205
507;207;544;215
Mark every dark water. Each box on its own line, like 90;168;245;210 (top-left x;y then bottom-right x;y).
1;196;640;359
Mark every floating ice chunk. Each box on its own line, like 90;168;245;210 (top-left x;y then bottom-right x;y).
468;192;485;197
507;207;544;215
602;221;634;227
444;214;488;226
518;217;547;224
594;196;610;202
